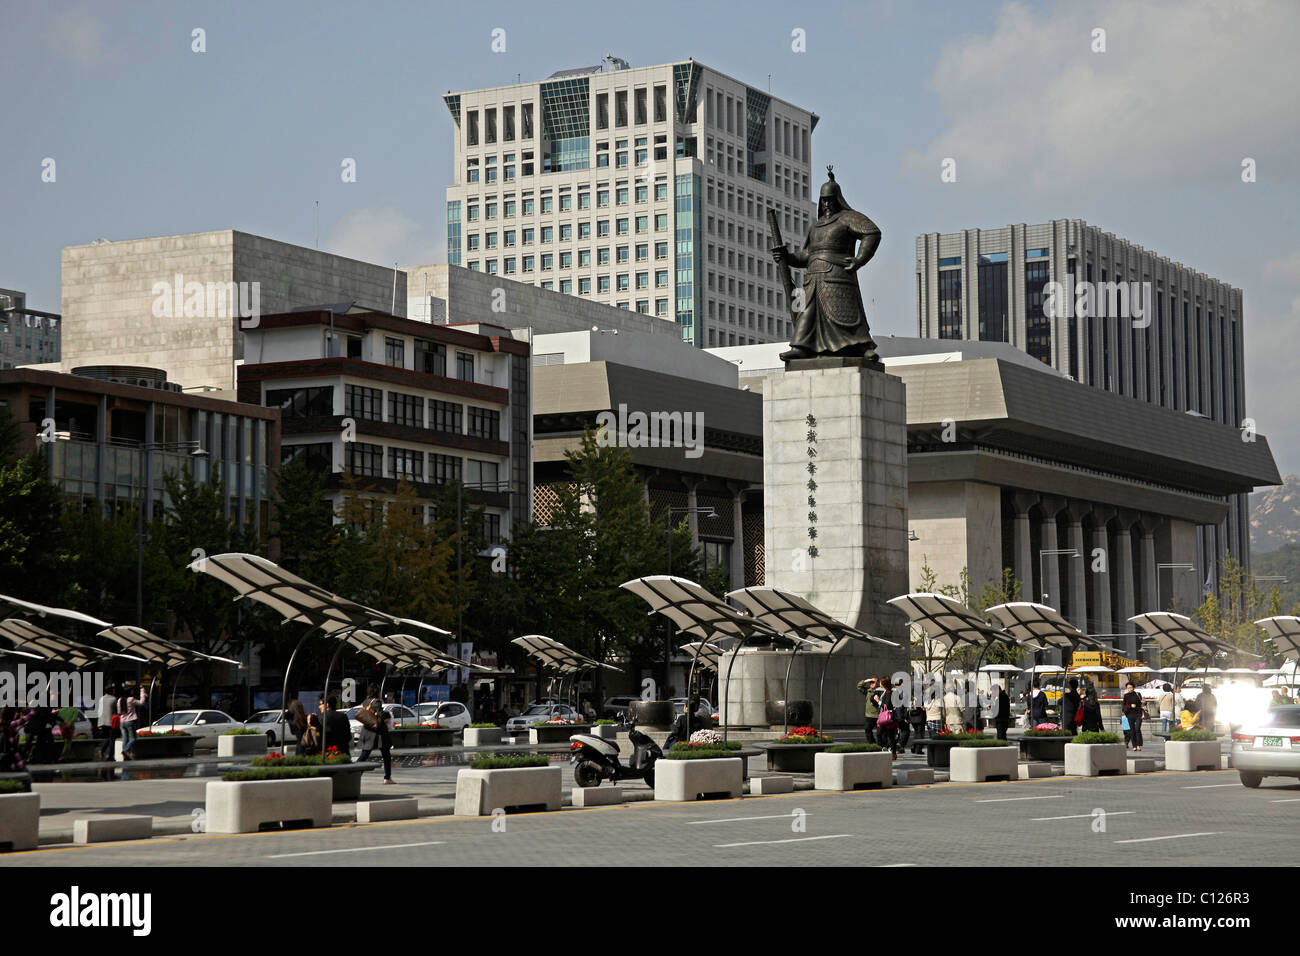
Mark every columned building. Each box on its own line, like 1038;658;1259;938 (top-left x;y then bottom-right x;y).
915;220;1256;597
442;55;817;348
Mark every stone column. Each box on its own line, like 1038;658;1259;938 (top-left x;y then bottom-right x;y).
1114;510;1138;656
1065;500;1090;634
1140;518;1159;615
1012;492;1038;601
1039;496;1066;611
728;482;748;591
684;477;701;550
1090;507;1114;636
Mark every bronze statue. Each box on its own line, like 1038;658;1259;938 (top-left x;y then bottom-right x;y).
770;167;882;366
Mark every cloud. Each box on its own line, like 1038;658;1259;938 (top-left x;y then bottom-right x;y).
1262;249;1300;284
43;6;114;68
906;0;1300;189
325;206;441;270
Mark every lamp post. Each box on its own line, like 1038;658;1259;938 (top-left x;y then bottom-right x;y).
664;504;716;696
1037;549;1080;609
1156;563;1196;614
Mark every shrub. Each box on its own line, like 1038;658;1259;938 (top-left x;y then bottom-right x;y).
468;723;499;729
221;767;319;782
0;780;27;794
1023;729;1075;738
251;752;351;767
959;737;1016;747
1072;731;1121;745
827;743;883;753
222;728;262;736
593;719;616;726
468;755;551;770
1170;728;1217;742
664;746;738;760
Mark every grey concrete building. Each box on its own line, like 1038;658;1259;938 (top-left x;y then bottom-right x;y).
0;289;60;369
59;231;408;393
442;56;817;349
915;219;1257;597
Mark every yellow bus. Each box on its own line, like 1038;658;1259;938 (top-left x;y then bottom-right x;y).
1044;650;1144;701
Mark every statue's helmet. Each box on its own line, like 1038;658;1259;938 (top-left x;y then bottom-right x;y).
818;166;847;213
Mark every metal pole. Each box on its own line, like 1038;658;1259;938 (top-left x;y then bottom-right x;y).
816;635;846;733
721;639;746;748
320;640;350;755
781;639;803;736
280;625;327;753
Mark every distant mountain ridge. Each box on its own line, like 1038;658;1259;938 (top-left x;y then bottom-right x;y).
1252;475;1300;554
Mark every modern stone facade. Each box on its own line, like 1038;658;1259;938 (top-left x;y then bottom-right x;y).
915;219;1255;590
60;231;407;392
442;57;817;349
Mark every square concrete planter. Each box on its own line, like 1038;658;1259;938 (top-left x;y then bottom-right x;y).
949;745;1018;782
814;750;893;790
454;766;563;815
1064;742;1127;777
591;725;618;741
654;758;743;801
464;727;503;746
531;724;590;745
218;734;268;757
1165;740;1221;772
205;777;333;834
129;734;198;759
0;792;40;851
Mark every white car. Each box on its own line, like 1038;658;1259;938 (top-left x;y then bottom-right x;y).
1232;704;1300;788
669;697;715;717
413;701;472;729
346;703;418;743
242;709;298;745
147;709;241;747
506;703;579;732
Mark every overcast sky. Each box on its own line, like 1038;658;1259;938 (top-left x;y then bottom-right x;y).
3;0;1297;473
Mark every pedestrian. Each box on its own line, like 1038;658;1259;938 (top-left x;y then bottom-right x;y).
1196;685;1218;733
858;676;879;743
55;702;81;761
1121;681;1145;751
118;684;148;760
993;683;1011;740
1061;678;1082;735
321;697;352;756
1158;683;1176;733
874;676;899;757
95;683;119;760
1080;686;1104;733
1029;678;1050;726
286;697;308;750
356;683;394;784
924;681;943;740
942;681;964;734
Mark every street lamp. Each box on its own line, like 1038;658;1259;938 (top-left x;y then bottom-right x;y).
1156;563;1196;613
1038;549;1080;608
664;505;716;696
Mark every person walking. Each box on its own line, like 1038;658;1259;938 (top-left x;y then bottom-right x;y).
1061;678;1082;735
1158;684;1176;733
993;683;1011;740
924;681;944;740
858;677;880;744
1196;685;1218;733
1122;681;1145;751
95;684;119;760
874;677;899;757
0;707;36;772
285;698;308;751
1029;678;1050;726
356;684;394;783
1080;687;1105;733
118;685;148;760
320;697;352;756
943;681;964;734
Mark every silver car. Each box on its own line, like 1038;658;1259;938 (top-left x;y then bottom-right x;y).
1232;704;1300;787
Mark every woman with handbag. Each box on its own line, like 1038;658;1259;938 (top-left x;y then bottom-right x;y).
874;676;899;758
1080;687;1105;733
356;684;394;784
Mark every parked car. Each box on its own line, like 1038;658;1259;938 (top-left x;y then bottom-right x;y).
603;695;641;719
506;703;579;732
346;703;418;743
413;700;472;729
669;697;715;717
243;709;297;745
147;709;241;747
1232;704;1300;788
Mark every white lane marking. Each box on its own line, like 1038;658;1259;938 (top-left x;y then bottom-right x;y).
714;834;851;848
974;795;1064;803
267;841;445;859
1269;798;1300;803
1113;832;1221;844
1032;811;1136;821
1181;783;1240;790
882;862;918;867
687;813;808;825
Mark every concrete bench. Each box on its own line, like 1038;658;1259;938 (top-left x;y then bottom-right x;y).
74;814;153;844
894;767;935;786
750;775;794;795
571;786;624;807
815;751;893;791
355;797;419;823
455;766;563;815
206;778;333;834
1018;762;1052;779
1127;758;1157;773
0;792;40;851
654;758;743;801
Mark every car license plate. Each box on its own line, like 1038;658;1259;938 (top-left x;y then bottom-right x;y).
1259;736;1284;748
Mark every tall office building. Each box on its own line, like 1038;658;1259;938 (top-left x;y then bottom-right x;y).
915;219;1254;600
0;288;61;369
442;56;817;348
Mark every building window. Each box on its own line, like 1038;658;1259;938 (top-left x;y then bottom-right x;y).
598;275;611;293
560;251;573;268
281;441;333;474
430;453;462;485
635;243;649;262
348;441;383;478
559;223;573;241
655;241;668;260
388;391;424;428
466;458;500;489
345;384;382;421
265;385;333;419
559;194;572;212
578;277;591;295
467;406;501;439
389;447;424;481
384;338;404;367
429;399;463;434
597;247;611;265
484;513;503;544
1025;260;1051;363
455;352;475;382
938;270;962;340
977;259;1008;343
636;184;648;204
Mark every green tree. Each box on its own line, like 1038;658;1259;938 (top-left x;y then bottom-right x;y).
1192;553;1278;663
913;558;1023;670
0;417;65;603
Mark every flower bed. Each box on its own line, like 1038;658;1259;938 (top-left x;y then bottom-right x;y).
223;767;320;782
530;722;591;745
469;755;550;770
253;750;352;767
776;726;833;744
1073;731;1121;745
827;743;883;753
959;737;1017;747
758;728;837;772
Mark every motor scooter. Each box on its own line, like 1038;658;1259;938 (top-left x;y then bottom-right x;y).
569;721;662;788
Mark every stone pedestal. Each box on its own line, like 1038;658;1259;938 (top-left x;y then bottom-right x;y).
721;363;909;727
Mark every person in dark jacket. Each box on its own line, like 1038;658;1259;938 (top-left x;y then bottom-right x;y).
1061;678;1082;734
356;684;394;783
1080;687;1105;732
1029;678;1050;726
321;697;352;756
1121;681;1146;751
993;684;1011;740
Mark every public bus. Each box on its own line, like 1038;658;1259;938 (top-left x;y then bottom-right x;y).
1043;650;1144;701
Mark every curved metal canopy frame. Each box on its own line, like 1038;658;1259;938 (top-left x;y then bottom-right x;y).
511;635;621;709
1129;612;1258;708
97;624;241;718
984;601;1106;707
0;619;144;669
1254;616;1300;662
